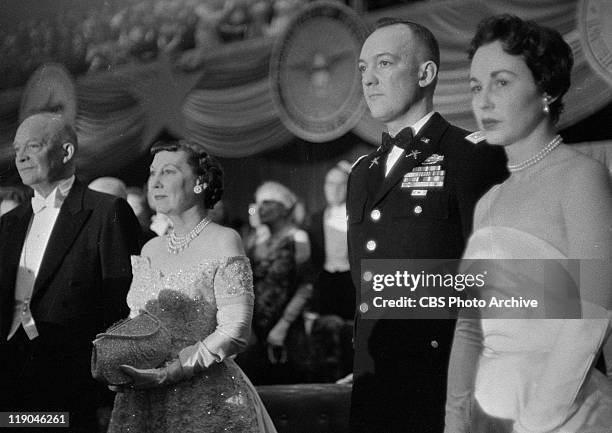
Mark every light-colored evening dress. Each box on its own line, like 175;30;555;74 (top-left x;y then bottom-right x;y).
448;226;612;433
107;255;277;433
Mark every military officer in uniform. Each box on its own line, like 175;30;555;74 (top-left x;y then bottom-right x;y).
348;18;508;432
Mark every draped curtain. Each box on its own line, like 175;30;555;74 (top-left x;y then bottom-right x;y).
1;0;611;181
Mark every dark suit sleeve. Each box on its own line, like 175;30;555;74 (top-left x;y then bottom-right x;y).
345;166;361;333
0;214;8;331
346;172;357;288
98;197;141;327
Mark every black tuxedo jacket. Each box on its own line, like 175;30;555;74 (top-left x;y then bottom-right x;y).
347;113;507;432
0;180;140;420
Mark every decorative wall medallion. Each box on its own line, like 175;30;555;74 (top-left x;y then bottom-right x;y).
270;1;369;142
578;0;612;87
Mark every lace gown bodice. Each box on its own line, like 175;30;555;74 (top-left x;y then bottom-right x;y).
127;255;252;313
126;255;253;357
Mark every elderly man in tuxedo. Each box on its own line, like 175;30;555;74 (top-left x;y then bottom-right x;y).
0;113;140;432
347;18;507;432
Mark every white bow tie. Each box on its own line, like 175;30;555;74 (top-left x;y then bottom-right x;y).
31;194;59;214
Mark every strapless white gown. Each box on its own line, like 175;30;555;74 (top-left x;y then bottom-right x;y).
464;227;612;433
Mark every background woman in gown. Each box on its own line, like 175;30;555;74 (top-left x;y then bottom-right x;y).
107;139;276;432
239;181;314;384
444;15;612;433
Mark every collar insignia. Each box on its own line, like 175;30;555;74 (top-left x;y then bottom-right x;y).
407;150;421;159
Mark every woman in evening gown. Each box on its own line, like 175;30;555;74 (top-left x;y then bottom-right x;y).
444;15;612;433
107;139;276;432
239;181;313;385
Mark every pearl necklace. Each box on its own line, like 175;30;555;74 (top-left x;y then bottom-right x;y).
167;216;211;255
507;135;562;172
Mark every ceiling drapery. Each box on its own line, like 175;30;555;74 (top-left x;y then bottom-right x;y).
0;0;610;181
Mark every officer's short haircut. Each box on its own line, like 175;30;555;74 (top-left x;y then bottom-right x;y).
374;18;440;69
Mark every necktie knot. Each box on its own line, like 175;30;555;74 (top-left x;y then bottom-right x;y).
381;127;414;152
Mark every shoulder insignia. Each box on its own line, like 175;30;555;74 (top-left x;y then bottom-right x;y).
465;130;486;144
351;154;369;170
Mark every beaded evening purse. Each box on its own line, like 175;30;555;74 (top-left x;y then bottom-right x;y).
91;310;172;385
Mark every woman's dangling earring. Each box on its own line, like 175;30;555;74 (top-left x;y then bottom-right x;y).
194;178;208;194
543;95;551;114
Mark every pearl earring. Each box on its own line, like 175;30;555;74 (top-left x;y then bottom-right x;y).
543;95;551;114
194;184;203;194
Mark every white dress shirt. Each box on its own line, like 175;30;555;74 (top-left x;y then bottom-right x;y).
8;175;75;340
385;111;435;176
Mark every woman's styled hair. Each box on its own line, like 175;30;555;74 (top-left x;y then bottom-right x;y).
468;14;573;123
151;139;223;209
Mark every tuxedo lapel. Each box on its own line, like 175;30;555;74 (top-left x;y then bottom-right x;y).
32;182;91;300
1;205;32;275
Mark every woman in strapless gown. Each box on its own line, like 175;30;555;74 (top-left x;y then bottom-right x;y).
445;15;612;433
107;139;276;433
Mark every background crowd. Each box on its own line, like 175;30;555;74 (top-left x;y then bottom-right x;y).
0;0;307;90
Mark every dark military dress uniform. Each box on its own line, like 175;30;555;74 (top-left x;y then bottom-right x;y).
347;113;507;433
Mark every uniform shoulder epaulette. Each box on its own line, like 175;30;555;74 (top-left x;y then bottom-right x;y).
351;154;369;170
465;130;486;144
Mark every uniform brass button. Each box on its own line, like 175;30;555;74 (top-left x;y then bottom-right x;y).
366;240;376;251
430;340;439;349
370;209;381;221
414;205;423;214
